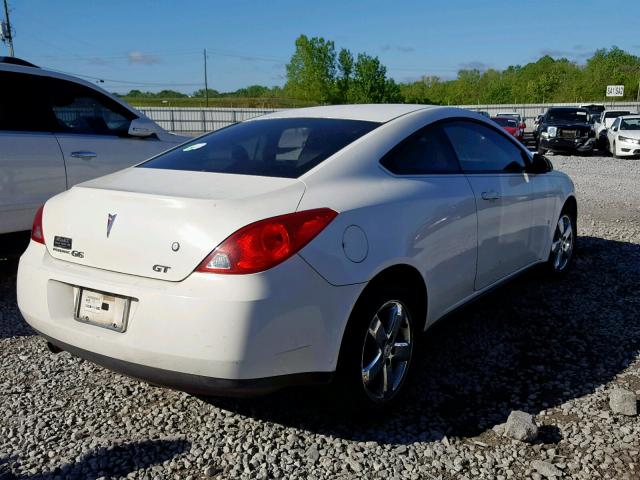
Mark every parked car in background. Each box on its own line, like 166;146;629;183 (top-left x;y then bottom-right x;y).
537;107;594;155
580;104;605;119
533;114;544;140
17;104;577;410
468;109;490;118
607;115;640;158
496;112;526;131
0;57;190;235
492;116;524;142
595;110;634;150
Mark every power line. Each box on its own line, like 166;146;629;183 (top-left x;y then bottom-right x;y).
46;67;202;87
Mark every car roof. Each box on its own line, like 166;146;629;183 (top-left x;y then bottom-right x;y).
0;62;142;117
255;104;439;123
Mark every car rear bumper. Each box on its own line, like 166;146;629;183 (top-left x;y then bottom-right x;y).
17;242;363;393
540;136;594;152
39;330;332;396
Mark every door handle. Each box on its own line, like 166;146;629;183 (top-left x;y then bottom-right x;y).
70;151;97;160
481;190;501;201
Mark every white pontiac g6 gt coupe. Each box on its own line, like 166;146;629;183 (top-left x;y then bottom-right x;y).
17;105;577;409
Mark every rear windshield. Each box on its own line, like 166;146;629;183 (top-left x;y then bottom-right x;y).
604;111;631;119
139;117;380;178
492;117;517;127
546;109;588;122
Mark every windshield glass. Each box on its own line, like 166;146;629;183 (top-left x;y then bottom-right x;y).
581;105;605;114
604;111;631;119
493;117;517;127
139;117;380;178
620;118;640;130
497;113;519;120
546;109;588;122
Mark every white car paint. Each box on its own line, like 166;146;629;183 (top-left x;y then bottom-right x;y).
594;110;635;138
17;104;576;395
0;61;190;235
607;115;640;157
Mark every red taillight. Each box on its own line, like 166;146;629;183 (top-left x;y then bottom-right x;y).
31;205;45;244
196;208;338;274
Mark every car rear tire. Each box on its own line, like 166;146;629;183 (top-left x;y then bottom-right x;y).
334;284;419;413
545;208;576;279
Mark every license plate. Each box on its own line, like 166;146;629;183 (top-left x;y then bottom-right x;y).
74;288;131;332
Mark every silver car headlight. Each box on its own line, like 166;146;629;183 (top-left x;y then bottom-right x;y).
547;126;557;138
618;135;640;145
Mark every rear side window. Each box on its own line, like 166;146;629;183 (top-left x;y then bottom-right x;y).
140;118;380;178
0;71;56;132
442;121;526;173
47;78;135;136
381;125;460;175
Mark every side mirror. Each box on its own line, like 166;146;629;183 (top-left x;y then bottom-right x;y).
128;118;157;138
530;152;552;174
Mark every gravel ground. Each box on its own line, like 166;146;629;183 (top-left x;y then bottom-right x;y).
1;152;639;480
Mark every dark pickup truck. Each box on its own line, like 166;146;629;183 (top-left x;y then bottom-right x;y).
536;107;595;155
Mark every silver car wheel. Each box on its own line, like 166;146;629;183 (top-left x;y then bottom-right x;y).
551;214;574;272
361;300;413;402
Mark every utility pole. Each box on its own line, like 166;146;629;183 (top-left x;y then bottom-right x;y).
2;0;15;56
203;49;209;108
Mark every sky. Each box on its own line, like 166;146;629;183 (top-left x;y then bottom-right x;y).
3;0;640;94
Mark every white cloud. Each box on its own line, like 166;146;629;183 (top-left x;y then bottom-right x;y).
128;51;160;65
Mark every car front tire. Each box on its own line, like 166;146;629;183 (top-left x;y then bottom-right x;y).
612;141;620;159
335;284;419;412
545;209;576;279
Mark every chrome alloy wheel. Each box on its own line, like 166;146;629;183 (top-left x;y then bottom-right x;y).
551;214;574;272
361;300;413;401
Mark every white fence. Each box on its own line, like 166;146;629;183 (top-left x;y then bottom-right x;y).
136;107;281;134
137;102;640;134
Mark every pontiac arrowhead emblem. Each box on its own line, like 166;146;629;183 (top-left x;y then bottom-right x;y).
107;213;117;238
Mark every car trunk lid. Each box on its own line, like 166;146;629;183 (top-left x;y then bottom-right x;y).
43;168;306;281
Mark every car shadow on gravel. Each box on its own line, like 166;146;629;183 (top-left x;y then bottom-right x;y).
204;235;640;444
0;232;35;339
0;439;189;480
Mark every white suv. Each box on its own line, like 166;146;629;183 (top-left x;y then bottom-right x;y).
0;57;189;235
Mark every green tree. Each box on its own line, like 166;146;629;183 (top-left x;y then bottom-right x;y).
336;48;354;103
192;88;220;98
154;89;188;98
285;35;337;103
348;53;400;103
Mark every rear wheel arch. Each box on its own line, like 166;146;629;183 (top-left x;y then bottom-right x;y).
333;263;428;408
362;264;428;327
337;264;428;364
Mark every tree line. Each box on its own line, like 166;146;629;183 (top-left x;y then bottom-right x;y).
120;37;640;106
